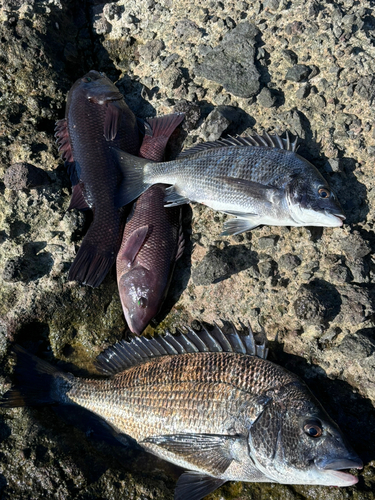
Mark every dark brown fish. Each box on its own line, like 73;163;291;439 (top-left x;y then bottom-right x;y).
0;323;362;500
55;70;141;287
117;114;185;335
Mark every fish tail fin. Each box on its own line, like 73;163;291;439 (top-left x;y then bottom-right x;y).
0;345;72;408
68;237;117;288
140;112;185;161
112;148;151;208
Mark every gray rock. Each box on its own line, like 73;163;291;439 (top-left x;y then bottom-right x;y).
278;253;301;271
199;107;232;141
138;39;164;63
295;84;310;99
294;281;341;325
4;163;50;190
195;22;260;98
256;87;276;107
173;100;201;131
285;64;311;82
281;49;298;65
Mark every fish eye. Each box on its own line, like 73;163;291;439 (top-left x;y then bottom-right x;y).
303;419;323;438
318;188;330;199
137;297;147;308
83;77;92;83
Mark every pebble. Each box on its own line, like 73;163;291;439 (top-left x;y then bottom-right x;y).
285;64;311;82
4;163;50;190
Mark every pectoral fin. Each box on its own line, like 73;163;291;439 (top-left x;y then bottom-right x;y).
117;225;150;265
174;472;226;500
222;176;280;202
104;100;123;141
141;433;238;474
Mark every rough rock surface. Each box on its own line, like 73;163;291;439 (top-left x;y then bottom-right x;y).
1;0;375;499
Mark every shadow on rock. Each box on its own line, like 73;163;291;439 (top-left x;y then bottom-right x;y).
192;244;258;286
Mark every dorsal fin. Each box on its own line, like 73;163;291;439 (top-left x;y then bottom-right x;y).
94;322;268;376
177;131;299;158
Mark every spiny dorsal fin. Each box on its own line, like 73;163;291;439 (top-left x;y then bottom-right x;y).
94;321;268;376
177;131;298;158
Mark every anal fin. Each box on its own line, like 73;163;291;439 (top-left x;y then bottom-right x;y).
175;472;226;500
221;217;260;236
164;186;190;207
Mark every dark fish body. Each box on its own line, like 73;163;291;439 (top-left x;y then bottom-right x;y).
55;70;140;287
1;324;362;500
117;113;185;335
114;134;345;236
117;184;184;335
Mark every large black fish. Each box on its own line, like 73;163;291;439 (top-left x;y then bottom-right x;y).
0;323;362;500
55;70;141;286
117;114;185;335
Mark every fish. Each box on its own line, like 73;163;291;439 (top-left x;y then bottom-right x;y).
117;113;185;335
55;70;141;286
0;323;362;500
113;133;345;236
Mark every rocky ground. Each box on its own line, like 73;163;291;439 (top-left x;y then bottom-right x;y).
0;0;375;498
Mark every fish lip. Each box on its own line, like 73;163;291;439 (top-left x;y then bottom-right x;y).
316;457;363;471
314;457;363;487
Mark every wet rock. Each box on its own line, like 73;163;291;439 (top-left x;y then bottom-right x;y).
285;64;311;82
4;163;50;190
195;22;260;98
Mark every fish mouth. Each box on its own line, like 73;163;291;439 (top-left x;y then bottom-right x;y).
315;457;363;486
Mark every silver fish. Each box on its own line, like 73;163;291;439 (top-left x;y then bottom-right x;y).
113;133;345;235
0;323;362;500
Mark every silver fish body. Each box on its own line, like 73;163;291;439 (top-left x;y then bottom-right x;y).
0;323;362;500
114;134;345;235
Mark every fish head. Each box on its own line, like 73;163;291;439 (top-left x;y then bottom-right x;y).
247;381;362;486
118;267;162;336
67;71;123;107
286;157;345;227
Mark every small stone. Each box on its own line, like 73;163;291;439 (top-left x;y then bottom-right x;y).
278;253;301;271
324;158;341;173
281;49;298;65
173;100;201;132
2;258;23;282
4;163;50;190
367;146;375;156
295;84;310;99
256;87;276;108
263;0;279;11
199;107;231;141
285;64;311;82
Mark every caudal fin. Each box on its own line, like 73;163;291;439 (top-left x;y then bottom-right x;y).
140;112;185;162
0;345;72;408
112;148;151;208
68;239;117;287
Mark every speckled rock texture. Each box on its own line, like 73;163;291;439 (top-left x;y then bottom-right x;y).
1;0;375;499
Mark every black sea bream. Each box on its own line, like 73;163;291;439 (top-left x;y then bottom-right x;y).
114;133;345;235
1;323;362;500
